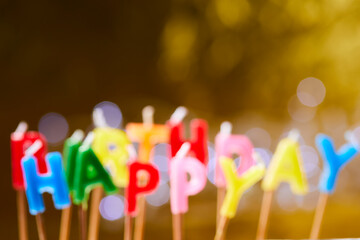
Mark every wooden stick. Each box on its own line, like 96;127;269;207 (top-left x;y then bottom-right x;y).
78;204;87;240
310;193;329;240
172;213;183;240
35;214;47;240
216;187;226;228
16;190;28;240
88;187;103;240
124;215;133;240
256;191;274;240
214;215;229;240
60;206;72;240
134;196;146;240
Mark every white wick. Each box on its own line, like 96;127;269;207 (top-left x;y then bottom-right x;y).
93;108;107;128
71;129;85;142
220;121;232;135
288;129;300;142
83;132;94;147
175;142;191;159
170;106;188;124
25;140;43;156
127;144;138;159
142;105;155;128
15;121;28;134
345;130;360;149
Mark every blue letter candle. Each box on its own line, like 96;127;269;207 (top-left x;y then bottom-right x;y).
316;134;358;193
22;152;71;215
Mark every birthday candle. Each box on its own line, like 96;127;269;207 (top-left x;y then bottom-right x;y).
22;151;70;215
170;143;207;214
168;107;208;165
126;106;169;163
11;130;48;190
72;133;117;206
262;131;308;195
256;130;307;240
215;122;256;188
92;127;131;187
309;133;359;240
219;156;265;218
125;161;160;216
316;134;358;193
63;130;84;194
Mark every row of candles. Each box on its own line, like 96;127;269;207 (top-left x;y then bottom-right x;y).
10;105;359;240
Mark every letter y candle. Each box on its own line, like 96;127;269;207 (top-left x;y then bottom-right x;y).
310;133;358;239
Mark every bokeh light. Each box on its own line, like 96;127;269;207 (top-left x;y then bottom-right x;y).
99;195;125;221
146;183;170;207
300;145;320;178
297;77;326;107
254;148;273;167
320;107;348;138
38;112;69;145
246;128;272;149
288;95;317;123
153;155;169;172
276;184;298;212
94;101;123;128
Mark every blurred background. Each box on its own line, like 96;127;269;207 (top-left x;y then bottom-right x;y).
2;0;360;239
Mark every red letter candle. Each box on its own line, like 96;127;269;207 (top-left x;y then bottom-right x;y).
168;118;208;165
125;161;160;216
11;130;48;190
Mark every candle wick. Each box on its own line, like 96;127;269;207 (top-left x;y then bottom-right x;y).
288;129;300;142
142;105;155;128
83;132;94;147
25;139;43;156
345;130;360;150
127;144;138;160
93;108;108;128
71;129;85;142
170;106;188;124
15;121;28;133
175;142;191;159
220;121;232;135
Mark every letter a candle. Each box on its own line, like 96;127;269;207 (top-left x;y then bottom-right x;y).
309;133;358;239
87;108;131;240
256;130;308;240
125;106;169;240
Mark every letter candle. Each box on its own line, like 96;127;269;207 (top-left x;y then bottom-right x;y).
214;155;265;240
214;121;256;236
60;129;84;240
88;108;131;240
125;106;169;240
170;142;207;240
11;122;48;240
124;150;160;240
22;141;71;240
256;130;308;240
309;133;359;239
72;132;117;240
168;107;208;166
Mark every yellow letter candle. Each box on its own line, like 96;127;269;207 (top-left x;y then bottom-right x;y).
92;127;131;187
220;157;265;218
261;132;308;195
